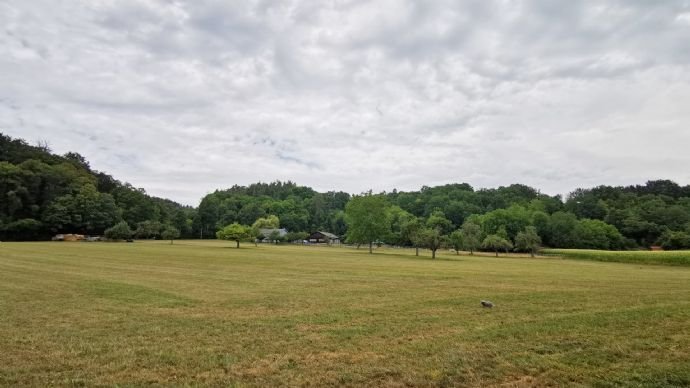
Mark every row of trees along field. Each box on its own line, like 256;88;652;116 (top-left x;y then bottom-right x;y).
3;132;690;250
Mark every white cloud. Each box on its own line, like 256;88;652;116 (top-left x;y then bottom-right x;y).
2;0;690;205
676;12;690;25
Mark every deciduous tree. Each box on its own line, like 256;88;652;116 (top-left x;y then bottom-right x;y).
104;221;132;241
252;215;280;229
426;210;453;235
161;225;180;244
345;194;391;254
449;230;463;255
515;226;541;257
414;227;444;259
482;234;513;257
460;221;482;255
216;222;252;248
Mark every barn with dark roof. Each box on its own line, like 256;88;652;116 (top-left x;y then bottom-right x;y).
307;231;340;244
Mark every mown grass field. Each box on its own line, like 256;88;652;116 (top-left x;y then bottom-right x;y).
1;241;689;387
542;248;690;266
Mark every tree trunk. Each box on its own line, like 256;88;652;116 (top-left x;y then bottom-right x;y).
369;241;373;254
495;250;498;257
432;249;436;259
415;247;419;256
530;250;535;258
470;249;474;255
236;240;240;248
456;249;459;255
170;239;173;245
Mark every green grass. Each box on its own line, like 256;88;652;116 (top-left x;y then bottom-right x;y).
543;248;690;266
1;241;689;387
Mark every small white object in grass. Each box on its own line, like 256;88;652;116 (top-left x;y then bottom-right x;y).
480;300;494;308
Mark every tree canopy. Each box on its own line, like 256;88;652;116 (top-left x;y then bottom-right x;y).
104;221;132;241
344;194;391;253
216;223;253;248
482;235;514;257
515;226;542;257
4;132;690;251
161;225;181;244
414;227;444;259
0;133;196;241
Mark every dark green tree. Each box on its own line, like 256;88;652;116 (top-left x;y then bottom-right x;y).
515;226;541;257
135;220;162;239
285;231;309;243
658;230;690;250
104;221;132;241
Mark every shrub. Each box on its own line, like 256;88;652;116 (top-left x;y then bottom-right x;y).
104;221;132;241
658;230;690;250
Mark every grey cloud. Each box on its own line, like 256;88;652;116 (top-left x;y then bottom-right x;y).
1;0;689;205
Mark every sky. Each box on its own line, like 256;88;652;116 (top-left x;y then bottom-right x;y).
2;1;690;206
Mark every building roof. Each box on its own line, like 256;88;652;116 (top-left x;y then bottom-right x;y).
313;231;339;239
259;228;287;237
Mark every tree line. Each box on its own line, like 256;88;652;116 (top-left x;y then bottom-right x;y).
2;132;690;251
0;133;195;241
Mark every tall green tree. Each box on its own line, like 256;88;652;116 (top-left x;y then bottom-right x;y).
414;227;444;259
548;211;578;248
344;194;391;254
387;206;416;246
573;219;625;250
426;210;453;235
448;230;463;255
401;217;423;256
482;234;513;257
515;226;541;257
460;220;482;255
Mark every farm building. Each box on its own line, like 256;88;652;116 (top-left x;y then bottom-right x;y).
258;228;288;242
308;231;340;245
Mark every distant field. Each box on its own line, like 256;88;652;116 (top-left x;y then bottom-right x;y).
1;241;689;387
543;248;690;266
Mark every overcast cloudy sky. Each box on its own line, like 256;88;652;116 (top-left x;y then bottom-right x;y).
2;1;690;205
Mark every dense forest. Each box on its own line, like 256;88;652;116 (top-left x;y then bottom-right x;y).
0;133;196;241
3;132;690;250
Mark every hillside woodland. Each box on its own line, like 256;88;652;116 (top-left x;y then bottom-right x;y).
3;133;690;250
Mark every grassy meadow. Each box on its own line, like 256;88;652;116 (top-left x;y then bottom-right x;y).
1;241;689;387
542;249;690;266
